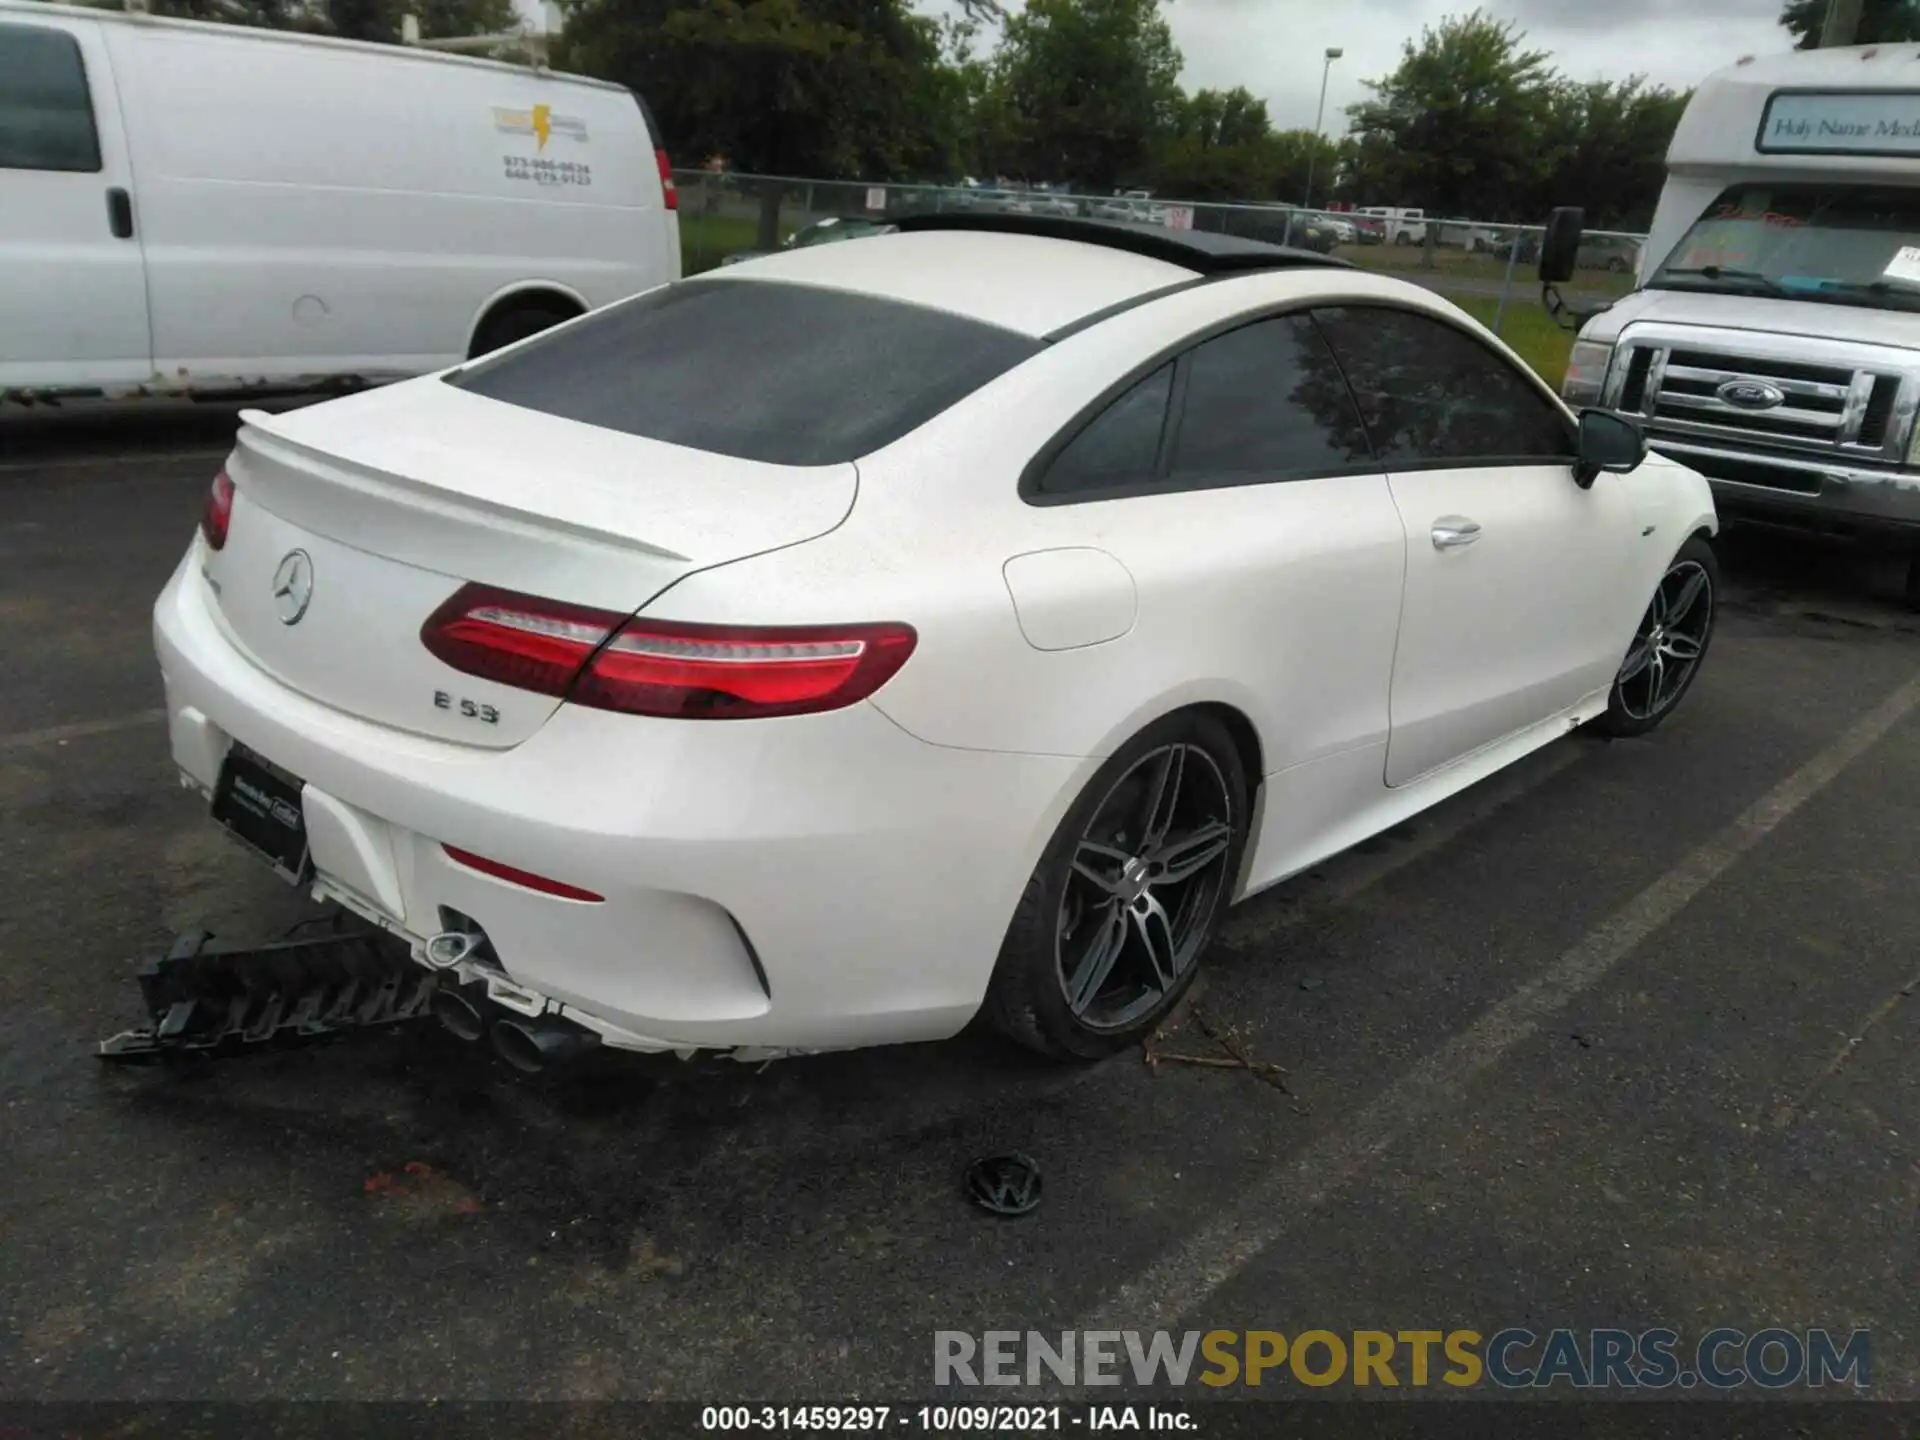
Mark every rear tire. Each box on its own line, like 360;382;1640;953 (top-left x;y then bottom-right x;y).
1591;536;1719;738
984;711;1250;1061
468;301;578;359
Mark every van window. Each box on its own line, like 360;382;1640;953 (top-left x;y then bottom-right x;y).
1649;182;1920;314
0;23;101;173
447;278;1044;466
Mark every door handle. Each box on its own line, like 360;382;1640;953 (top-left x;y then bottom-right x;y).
106;187;134;240
1430;517;1482;550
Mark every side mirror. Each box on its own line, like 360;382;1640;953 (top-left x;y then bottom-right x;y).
1573;408;1646;488
1539;206;1584;285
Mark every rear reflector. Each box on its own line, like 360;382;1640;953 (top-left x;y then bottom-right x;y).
442;844;604;903
656;149;677;210
420;583;917;720
201;469;235;551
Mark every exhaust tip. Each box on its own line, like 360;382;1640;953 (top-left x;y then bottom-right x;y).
490;1017;598;1074
431;987;487;1042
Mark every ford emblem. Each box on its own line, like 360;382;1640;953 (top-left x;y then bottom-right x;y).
1717;379;1786;410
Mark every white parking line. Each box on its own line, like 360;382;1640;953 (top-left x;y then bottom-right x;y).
1077;669;1920;1336
0;447;229;475
0;709;167;752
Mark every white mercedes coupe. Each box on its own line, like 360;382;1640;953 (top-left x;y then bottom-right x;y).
154;213;1718;1066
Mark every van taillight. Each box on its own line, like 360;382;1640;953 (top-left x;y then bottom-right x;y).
420;583;916;719
656;149;677;210
200;470;235;550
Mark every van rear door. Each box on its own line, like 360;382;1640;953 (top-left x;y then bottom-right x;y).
0;13;151;396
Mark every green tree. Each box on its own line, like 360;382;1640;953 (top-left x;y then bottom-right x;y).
1527;77;1687;230
557;0;955;241
1780;0;1920;46
1345;8;1557;226
1148;88;1282;199
988;0;1183;188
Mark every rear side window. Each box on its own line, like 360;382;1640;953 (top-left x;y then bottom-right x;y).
1168;315;1373;479
1312;306;1572;465
1039;364;1173;495
448;279;1043;466
0;24;101;173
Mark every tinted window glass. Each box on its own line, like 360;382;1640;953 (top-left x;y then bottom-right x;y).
1040;365;1173;494
1313;306;1573;464
449;279;1043;466
0;24;100;173
1169;315;1374;478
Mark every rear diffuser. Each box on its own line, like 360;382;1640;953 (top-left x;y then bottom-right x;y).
98;928;438;1064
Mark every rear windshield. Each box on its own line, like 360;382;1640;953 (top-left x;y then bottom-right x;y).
446;279;1044;466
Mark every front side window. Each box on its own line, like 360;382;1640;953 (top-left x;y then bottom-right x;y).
1648;183;1920;314
1312;306;1573;465
0;24;101;173
449;278;1043;466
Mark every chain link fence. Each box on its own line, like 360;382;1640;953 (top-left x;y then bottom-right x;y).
673;170;1649;380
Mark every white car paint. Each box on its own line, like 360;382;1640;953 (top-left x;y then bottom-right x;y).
153;228;1717;1059
0;0;679;401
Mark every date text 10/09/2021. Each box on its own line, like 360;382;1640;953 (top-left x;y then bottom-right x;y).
701;1407;1190;1432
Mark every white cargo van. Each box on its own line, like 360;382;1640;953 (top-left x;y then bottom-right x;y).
1551;47;1920;541
0;0;681;404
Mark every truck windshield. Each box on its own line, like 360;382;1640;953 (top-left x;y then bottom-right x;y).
1648;183;1920;312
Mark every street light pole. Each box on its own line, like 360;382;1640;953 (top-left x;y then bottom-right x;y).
1303;46;1343;211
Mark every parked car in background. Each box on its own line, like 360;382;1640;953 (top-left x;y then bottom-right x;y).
719;216;896;267
1089;192;1166;224
1319;215;1357;244
0;0;680;404
1350;216;1386;245
1577;234;1645;273
1357;206;1428;245
1290;214;1342;253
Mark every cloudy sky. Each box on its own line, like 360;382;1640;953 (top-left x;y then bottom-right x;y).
523;0;1798;133
1176;0;1796;133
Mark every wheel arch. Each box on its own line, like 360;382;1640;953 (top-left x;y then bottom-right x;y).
465;281;592;358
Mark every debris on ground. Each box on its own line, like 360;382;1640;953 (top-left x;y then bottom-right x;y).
965;1153;1043;1216
1143;1005;1303;1108
98;928;436;1063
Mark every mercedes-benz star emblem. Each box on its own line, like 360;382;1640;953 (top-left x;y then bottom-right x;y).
271;549;314;626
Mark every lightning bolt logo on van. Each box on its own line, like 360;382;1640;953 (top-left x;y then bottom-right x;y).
492;103;588;150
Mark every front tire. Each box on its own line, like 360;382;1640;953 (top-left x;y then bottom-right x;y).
1591;536;1719;738
985;712;1250;1061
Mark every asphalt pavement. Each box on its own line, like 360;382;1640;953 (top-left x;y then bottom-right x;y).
1;403;1917;1404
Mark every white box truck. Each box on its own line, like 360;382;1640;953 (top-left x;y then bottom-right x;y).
1548;47;1920;543
0;0;681;404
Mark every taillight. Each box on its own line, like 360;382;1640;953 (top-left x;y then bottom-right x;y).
656;149;677;210
420;584;625;697
574;618;918;719
419;583;917;720
200;469;235;550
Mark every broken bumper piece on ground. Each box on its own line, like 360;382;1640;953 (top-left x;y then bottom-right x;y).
97;927;438;1062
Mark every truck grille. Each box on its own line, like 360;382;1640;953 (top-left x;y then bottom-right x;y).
1604;327;1915;470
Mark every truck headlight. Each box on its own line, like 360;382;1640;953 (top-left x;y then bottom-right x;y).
1561;340;1614;408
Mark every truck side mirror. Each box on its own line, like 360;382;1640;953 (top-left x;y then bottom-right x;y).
1539;206;1584;285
